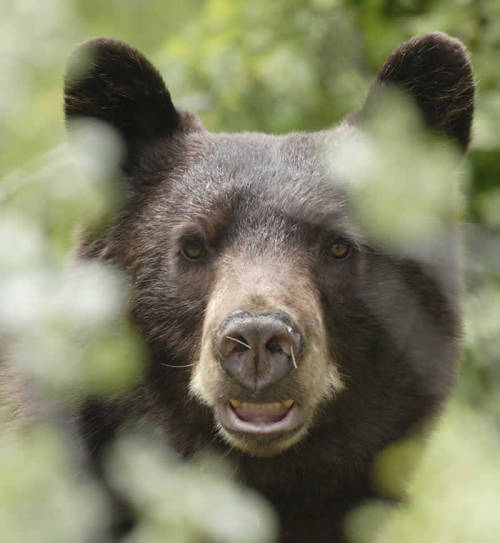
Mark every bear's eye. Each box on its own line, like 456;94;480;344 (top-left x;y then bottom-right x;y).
325;241;351;260
180;238;206;261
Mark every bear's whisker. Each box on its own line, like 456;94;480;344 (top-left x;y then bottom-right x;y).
160;362;196;368
226;336;251;349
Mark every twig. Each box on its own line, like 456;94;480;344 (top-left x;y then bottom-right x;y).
160;362;196;368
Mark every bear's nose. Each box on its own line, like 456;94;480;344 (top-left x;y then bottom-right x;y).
214;309;303;393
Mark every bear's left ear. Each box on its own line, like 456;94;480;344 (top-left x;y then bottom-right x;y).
360;32;474;151
64;38;192;168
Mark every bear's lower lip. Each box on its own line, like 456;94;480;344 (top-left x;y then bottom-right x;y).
215;400;306;438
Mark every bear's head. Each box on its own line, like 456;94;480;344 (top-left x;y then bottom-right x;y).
65;33;473;458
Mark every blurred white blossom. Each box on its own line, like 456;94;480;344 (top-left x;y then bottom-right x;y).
327;90;464;250
109;432;278;543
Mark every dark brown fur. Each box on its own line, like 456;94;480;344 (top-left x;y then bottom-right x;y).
63;33;475;541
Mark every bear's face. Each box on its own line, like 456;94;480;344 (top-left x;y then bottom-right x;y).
129;130;356;455
65;34;474;458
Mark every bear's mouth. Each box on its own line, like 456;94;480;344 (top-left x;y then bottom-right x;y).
230;399;293;424
216;399;306;441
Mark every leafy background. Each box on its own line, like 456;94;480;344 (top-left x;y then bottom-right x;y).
1;0;499;541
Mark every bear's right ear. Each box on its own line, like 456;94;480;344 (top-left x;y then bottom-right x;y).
358;32;475;152
64;38;188;168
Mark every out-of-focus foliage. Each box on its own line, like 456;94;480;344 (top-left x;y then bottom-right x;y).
1;0;499;541
346;403;500;543
108;431;276;543
0;424;110;543
328;89;462;246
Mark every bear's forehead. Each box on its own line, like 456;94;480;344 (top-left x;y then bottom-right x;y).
165;125;356;212
181;132;320;188
148;127;359;242
190;128;344;181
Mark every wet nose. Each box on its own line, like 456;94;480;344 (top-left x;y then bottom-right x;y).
214;309;303;392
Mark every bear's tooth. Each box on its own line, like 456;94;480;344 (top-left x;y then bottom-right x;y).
229;400;294;412
242;402;275;411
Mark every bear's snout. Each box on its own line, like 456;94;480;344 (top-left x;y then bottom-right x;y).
213;309;303;393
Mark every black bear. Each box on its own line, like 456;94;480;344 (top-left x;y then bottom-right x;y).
65;33;474;541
